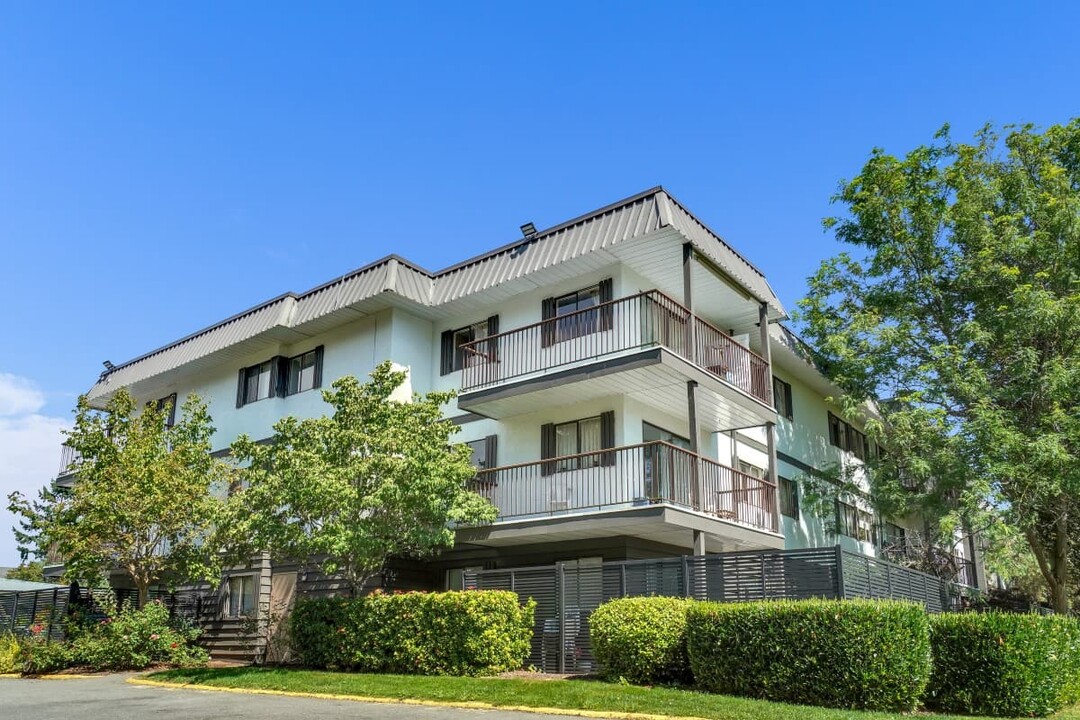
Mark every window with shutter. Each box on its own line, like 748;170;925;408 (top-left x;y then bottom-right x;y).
772;376;793;420
441;319;497;373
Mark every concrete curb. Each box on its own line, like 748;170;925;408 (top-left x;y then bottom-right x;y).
128;676;710;720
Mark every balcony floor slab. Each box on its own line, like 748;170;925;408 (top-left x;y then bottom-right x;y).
456;504;785;554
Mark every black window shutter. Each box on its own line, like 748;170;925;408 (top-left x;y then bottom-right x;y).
274;356;289;398
165;393;177;427
486;315;499;363
598;278;614;331
540;423;555;476
541;297;556;348
440;330;455;375
783;381;793;420
600;410;615;466
313;345;325;389
236;368;247;408
484;434;498;469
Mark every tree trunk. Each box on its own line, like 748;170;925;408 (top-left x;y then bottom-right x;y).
1052;507;1071;614
136;580;149;610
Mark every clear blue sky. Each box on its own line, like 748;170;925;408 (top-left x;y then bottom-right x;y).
0;2;1078;563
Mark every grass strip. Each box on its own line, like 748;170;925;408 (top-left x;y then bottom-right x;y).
147;667;1080;720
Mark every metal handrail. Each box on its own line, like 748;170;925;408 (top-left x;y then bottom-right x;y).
459;289;771;404
470;440;777;532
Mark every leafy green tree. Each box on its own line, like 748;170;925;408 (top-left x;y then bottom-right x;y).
229;361;496;594
5;560;45;582
800;120;1080;612
8;391;230;606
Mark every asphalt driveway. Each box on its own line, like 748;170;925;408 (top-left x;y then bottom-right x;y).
0;673;569;720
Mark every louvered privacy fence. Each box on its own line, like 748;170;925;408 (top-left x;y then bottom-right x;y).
0;585;215;642
464;545;970;673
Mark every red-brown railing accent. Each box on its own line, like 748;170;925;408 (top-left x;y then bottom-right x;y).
459;290;772;405
469;441;777;533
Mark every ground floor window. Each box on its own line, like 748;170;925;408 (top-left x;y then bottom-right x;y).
779;476;799;519
225;574;257;617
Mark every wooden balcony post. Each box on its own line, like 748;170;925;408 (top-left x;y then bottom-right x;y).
758;301;773;406
683;243;697;361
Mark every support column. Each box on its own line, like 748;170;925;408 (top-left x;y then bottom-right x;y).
765;421;780;533
683;243;697;360
758;301;781;533
758;301;773;406
687;380;704;536
693;530;706;556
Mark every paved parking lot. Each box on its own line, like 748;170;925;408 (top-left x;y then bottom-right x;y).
0;674;568;720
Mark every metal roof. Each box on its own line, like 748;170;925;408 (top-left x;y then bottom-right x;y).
87;187;788;401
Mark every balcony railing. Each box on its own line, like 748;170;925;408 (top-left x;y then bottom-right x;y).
57;444;81;477
470;441;778;533
459;290;772;405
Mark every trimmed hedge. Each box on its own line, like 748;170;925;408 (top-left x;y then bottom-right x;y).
927;612;1080;717
590;597;693;685
289;590;535;676
687;599;931;712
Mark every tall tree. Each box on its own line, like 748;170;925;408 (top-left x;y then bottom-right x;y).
8;391;230;605
229;361;496;593
800;120;1080;612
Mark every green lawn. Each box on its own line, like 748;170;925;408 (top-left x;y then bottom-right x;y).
148;667;1080;720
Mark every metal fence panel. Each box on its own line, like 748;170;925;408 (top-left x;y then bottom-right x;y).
465;545;968;674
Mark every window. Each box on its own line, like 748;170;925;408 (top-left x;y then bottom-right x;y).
836;500;874;542
556;416;602;471
642;422;691;450
151;393;177;428
440;316;498;375
288;349;318;395
541;411;615;475
465;436;498;470
849;427;867;460
779;476;799;519
225;574;256;617
827;412;870;459
555;285;600;341
237;347;324;407
878;521;908;556
241;361;274;405
541;279;613;346
773;377;793;420
738;460;766;480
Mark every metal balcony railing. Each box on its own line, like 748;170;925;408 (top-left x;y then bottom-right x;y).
459;290;772;405
470;441;777;533
57;444;80;477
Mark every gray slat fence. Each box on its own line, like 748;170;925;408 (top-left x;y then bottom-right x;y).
464;545;968;673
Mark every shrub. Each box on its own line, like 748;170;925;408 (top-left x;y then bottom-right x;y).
687;599;931;712
0;633;20;673
69;601;209;671
17;637;72;675
926;612;1080;717
290;590;535;676
589;597;692;685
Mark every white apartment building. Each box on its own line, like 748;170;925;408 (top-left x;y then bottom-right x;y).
54;187;982;634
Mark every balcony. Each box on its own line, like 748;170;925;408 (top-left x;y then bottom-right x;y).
457;291;774;427
467;441;778;543
54;445;81;488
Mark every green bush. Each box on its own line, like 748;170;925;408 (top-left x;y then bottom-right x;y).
687;599;931;712
0;633;20;673
926;612;1080;717
69;600;209;671
589;597;692;685
290;590;535;676
17;637;72;675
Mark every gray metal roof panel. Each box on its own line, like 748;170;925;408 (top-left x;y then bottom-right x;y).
87;188;787;400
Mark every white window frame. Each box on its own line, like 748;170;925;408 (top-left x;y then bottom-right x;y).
224;573;258;618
